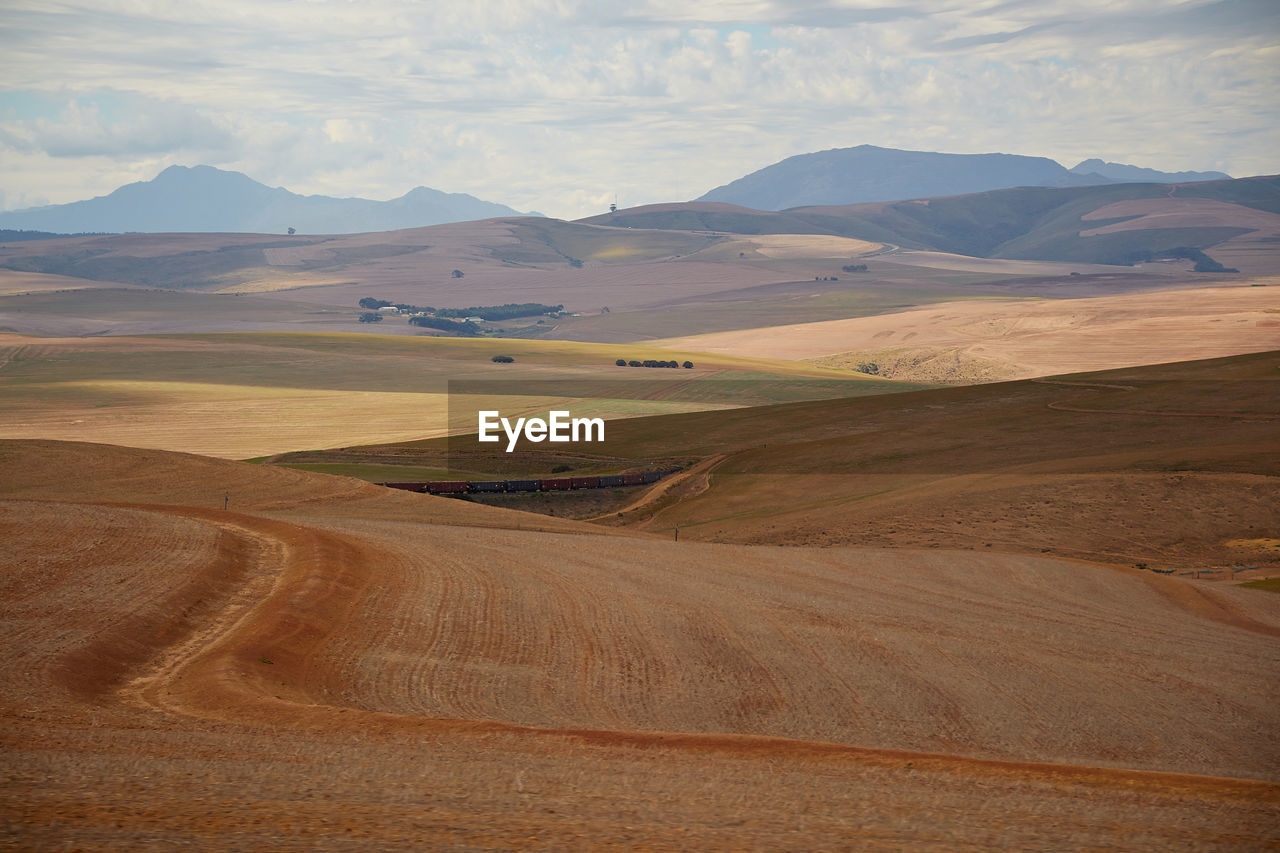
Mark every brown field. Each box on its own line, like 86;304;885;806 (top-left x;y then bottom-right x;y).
1079;197;1280;237
655;285;1280;383
425;351;1280;573
3;211;1279;848
0;269;145;297
2;437;1278;849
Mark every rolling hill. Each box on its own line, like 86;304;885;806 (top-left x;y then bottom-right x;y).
590;174;1280;268
421;351;1280;571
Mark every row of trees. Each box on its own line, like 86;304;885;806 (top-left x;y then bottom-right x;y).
436;302;563;321
357;297;563;321
616;359;693;369
409;316;479;335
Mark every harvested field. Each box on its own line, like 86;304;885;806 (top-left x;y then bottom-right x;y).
1079;197;1280;237
656;286;1280;383
429;350;1280;572
745;233;882;258
2;438;1278;849
0;331;899;458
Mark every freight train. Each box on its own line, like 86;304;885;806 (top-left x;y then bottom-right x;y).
377;467;679;495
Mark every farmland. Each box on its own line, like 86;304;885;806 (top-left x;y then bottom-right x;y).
2;438;1277;849
0;331;916;458
2;179;1279;849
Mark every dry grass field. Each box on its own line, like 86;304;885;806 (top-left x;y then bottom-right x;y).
0;331;910;458
655;285;1280;383
2;438;1278;849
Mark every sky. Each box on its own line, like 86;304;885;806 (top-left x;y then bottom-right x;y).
1;0;1277;220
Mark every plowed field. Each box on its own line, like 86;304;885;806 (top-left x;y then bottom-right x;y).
2;439;1277;849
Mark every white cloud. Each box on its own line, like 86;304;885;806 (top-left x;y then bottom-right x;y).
0;0;1276;219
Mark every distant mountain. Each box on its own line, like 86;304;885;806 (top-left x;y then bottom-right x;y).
695;145;1119;210
0;165;538;234
1069;159;1230;184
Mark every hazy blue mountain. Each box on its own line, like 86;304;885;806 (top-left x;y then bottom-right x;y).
1069;159;1231;183
695;145;1116;210
0;165;537;234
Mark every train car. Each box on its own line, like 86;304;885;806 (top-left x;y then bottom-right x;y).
569;476;600;490
597;474;625;488
541;477;573;491
378;482;429;492
621;472;644;486
425;481;468;494
640;471;661;484
506;479;542;492
468;480;506;493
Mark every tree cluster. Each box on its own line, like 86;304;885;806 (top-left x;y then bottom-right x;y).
616;358;693;369
355;298;563;322
358;312;383;323
435;302;563;321
491;355;515;363
409;315;478;336
841;264;868;272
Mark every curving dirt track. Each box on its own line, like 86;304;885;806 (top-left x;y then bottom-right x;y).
2;439;1279;850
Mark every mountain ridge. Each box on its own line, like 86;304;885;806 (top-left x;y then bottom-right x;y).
0;164;539;235
695;145;1234;210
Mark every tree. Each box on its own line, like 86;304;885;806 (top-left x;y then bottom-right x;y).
615;358;627;366
451;269;464;278
287;226;296;236
682;361;693;369
358;312;382;323
491;355;514;363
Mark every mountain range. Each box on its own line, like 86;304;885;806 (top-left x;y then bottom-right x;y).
0;148;1241;236
0;165;537;235
695;145;1232;210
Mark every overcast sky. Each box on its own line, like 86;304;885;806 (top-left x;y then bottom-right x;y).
1;0;1277;220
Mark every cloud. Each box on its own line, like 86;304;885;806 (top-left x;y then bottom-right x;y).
0;94;235;159
0;0;1276;219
